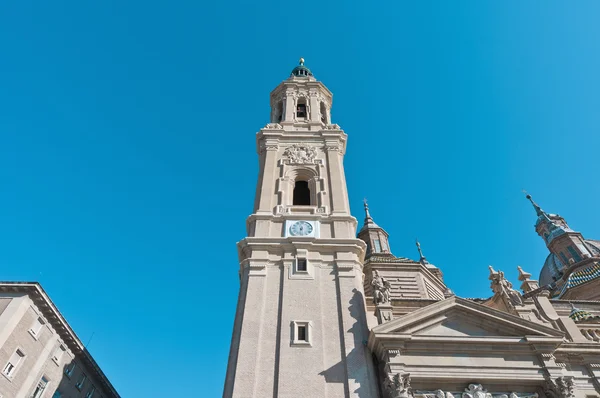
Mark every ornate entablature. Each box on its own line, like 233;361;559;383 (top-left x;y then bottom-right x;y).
414;384;539;398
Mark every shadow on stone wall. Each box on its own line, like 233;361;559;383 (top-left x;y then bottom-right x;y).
49;351;105;398
319;286;378;398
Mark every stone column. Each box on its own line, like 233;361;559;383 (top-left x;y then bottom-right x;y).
324;140;350;215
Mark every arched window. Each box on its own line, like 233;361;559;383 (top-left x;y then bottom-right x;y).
320;102;328;124
296;98;307;119
293;180;311;205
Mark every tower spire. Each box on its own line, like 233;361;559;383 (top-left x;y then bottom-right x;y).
361;198;380;230
525;192;545;217
358;199;391;256
416;239;428;264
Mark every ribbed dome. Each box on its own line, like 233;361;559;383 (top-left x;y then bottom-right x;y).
539;253;564;286
290;58;313;77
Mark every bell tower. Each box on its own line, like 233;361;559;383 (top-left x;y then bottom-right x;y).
223;60;379;398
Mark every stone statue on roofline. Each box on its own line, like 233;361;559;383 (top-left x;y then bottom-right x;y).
372;270;391;305
489;266;523;308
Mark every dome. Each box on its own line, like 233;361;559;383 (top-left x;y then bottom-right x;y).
539;253;564;286
290;58;313;77
539;239;600;286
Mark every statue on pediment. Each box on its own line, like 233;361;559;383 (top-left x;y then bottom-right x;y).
489;266;523;308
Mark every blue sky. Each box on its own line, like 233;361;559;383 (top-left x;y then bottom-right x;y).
1;1;600;397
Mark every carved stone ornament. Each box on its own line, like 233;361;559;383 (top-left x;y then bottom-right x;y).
259;143;279;152
414;384;538;398
324;123;340;130
372;270;392;305
263;123;282;130
283;144;317;164
489;266;524;308
383;372;412;398
544;376;575;398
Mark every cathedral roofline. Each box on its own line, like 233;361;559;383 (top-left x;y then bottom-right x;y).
0;282;121;397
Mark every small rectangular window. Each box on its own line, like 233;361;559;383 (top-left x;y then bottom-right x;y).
3;349;25;377
297;325;307;341
297;258;307;272
32;376;49;398
52;345;66;363
85;386;96;398
29;317;45;339
64;362;75;378
76;374;87;390
291;321;312;346
373;239;382;253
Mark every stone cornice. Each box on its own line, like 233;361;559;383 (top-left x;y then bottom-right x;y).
0;282;120;398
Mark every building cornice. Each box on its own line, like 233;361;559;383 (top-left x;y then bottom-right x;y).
0;282;120;398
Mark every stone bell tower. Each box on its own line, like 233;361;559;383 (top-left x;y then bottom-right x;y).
223;59;379;398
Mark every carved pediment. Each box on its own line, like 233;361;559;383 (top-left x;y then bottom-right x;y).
371;296;564;339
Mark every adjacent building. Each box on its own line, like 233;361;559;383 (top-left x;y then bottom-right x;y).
223;60;600;398
0;282;119;398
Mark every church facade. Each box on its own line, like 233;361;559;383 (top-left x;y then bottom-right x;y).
223;61;600;398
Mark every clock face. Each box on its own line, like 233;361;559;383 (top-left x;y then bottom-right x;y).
289;221;313;236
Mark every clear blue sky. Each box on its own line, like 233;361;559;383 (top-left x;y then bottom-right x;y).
1;1;599;396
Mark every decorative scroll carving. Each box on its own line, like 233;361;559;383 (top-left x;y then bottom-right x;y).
324;123;340;129
324;145;341;152
263;123;282;130
283;144;317;164
259;143;279;153
545;376;575;398
372;270;391;305
489;266;523;308
384;372;412;398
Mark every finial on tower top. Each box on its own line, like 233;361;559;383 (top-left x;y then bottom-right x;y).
299;57;305;65
363;198;373;220
524;190;545;217
416;239;426;262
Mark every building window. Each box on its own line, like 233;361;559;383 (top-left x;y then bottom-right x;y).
75;373;87;390
559;252;569;266
373;239;382;253
52;345;66;364
291;321;312;346
64;362;75;378
567;246;582;263
293;180;311;206
52;391;62;398
29;317;45;339
85;386;96;398
31;376;49;398
296;99;307;118
297;258;307;272
297;325;307;341
2;349;25;378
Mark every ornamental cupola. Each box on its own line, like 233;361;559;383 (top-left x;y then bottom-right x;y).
358;200;392;258
526;194;600;300
269;58;332;130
